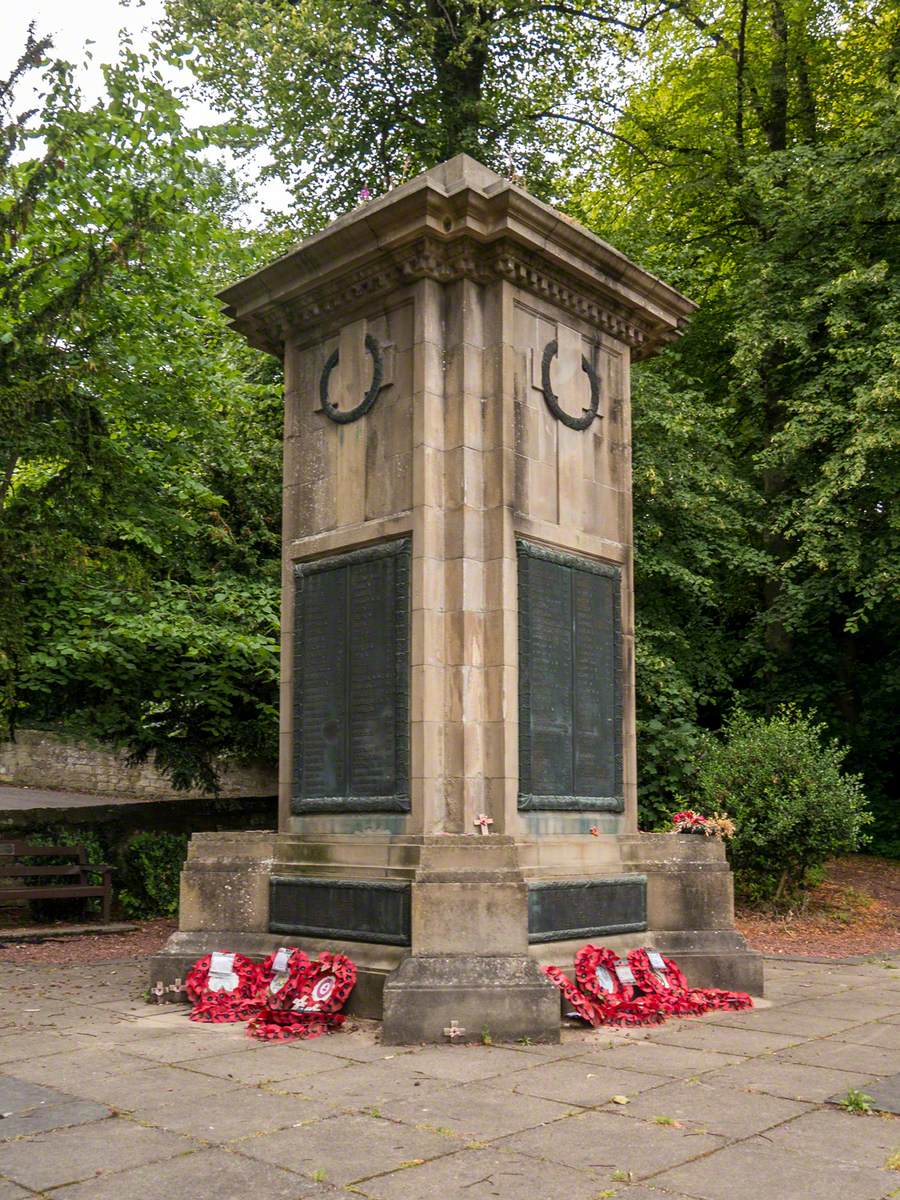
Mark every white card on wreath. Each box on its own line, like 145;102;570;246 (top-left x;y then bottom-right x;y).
272;948;292;973
614;963;636;985
208;952;238;992
647;950;666;970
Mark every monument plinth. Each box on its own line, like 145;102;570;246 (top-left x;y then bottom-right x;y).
152;155;762;1041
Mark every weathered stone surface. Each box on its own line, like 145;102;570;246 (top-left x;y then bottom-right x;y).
0;1090;110;1141
350;1146;605;1200
619;1078;812;1137
47;1147;338;1200
832;1071;900;1115
382;955;560;1045
1;1120;199;1191
0;727;275;800
484;1057;669;1106
496;1108;724;1180
239;1112;458;1185
652;1138;895;1200
8;953;900;1200
763;1107;900;1165
155;154;761;1024
378;1076;571;1139
702;1056;888;1104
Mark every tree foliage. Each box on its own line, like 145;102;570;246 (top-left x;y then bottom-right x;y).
162;0;661;223
1;35;283;790
2;0;897;860
564;0;899;845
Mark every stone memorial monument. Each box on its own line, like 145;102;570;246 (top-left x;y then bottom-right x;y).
152;155;762;1042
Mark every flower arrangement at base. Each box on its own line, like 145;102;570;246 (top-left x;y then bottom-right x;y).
247;951;357;1042
544;943;752;1027
672;810;735;839
183;947;357;1036
185;952;261;1023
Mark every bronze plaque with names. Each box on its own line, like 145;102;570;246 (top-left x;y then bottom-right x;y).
518;540;623;811
292;539;410;813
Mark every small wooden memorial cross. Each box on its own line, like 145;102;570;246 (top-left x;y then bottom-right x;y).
443;1020;466;1041
474;813;493;835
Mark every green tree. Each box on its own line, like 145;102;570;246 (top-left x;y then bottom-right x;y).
1;35;284;790
566;0;898;840
161;0;662;223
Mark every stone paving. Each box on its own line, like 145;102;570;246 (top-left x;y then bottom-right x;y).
1;954;899;1199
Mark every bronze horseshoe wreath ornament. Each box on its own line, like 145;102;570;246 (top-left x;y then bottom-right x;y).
541;339;602;431
319;333;384;424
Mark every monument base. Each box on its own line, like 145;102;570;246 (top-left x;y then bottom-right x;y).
382;955;560;1044
151;827;764;1032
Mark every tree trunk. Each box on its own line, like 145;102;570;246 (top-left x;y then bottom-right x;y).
429;0;492;161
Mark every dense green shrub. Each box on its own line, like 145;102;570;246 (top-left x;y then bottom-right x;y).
118;831;189;918
691;707;872;905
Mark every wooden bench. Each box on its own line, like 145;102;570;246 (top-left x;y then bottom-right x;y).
0;840;114;922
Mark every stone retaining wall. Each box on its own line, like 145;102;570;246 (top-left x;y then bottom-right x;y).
0;729;277;800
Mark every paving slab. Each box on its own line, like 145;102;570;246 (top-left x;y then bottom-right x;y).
606;1189;697;1200
574;1041;746;1078
760;1108;900;1170
0;1096;111;1140
119;1028;261;1063
68;1062;248;1111
50;1145;338;1200
378;1078;573;1140
832;1072;900;1116
361;1043;535;1082
0;1117;201;1191
1;1046;157;1091
289;1036;418;1064
495;1108;724;1181
0;1182;33;1199
186;1043;356;1086
645;1022;802;1056
777;1038;896;1076
701;1055;887;1103
0;1075;65;1112
699;1007;867;1038
0;1030;86;1064
782;996;900;1022
239;1111;460;1185
652;1136;896;1200
142;1083;338;1142
618;1077;811;1137
261;1056;455;1106
826;1021;900;1050
483;1058;670;1107
351;1145;606;1200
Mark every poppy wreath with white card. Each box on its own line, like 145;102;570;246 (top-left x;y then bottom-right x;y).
185;952;261;1023
247;951;357;1041
574;945;664;1026
542;965;605;1027
628;947;752;1014
626;947;710;1017
256;946;309;1005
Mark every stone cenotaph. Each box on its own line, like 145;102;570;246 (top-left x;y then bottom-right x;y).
152;156;762;1042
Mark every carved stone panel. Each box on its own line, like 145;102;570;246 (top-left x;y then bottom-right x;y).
270;876;411;945
518;540;623;811
527;876;646;943
292;539;410;813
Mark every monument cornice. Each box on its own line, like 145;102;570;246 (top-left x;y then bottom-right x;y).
219;155;695;360
224;234;672;359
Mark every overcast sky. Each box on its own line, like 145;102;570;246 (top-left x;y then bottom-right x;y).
2;0;164;98
1;0;292;220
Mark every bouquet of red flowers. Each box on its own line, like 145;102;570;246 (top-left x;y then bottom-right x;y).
672;810;735;838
